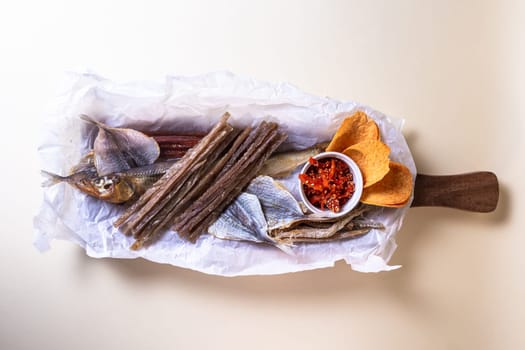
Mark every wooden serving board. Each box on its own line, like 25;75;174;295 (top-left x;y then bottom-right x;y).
152;135;499;212
411;172;499;212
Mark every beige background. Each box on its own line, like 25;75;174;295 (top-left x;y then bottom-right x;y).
1;0;524;349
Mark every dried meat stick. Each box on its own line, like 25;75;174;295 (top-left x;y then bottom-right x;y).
185;131;287;242
174;122;277;230
131;128;252;249
114;113;231;229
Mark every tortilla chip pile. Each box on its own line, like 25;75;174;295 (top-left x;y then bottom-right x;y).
326;111;413;208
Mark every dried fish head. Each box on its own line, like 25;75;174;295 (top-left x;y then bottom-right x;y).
83;161;174;203
41;168;132;203
87;175;135;203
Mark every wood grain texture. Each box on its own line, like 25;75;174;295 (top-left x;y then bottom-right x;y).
411;172;499;212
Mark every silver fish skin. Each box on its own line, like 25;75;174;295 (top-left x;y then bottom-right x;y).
245;176;305;232
208;192;270;243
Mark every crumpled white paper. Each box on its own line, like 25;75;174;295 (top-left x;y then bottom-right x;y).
34;71;416;276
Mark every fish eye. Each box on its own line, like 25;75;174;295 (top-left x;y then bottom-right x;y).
103;183;112;190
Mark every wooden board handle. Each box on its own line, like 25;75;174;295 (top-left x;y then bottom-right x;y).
411;172;499;212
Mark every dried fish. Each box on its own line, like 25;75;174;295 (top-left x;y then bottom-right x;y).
258;142;328;178
42;161;174;203
270;205;376;244
81;115;160;175
209;176;383;246
275;228;371;243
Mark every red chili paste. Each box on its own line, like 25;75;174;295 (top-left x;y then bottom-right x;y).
299;157;355;213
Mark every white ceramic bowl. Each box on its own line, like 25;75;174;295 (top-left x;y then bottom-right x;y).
298;151;363;217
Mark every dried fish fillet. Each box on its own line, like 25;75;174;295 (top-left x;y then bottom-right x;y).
277;228;371;243
270;205;367;243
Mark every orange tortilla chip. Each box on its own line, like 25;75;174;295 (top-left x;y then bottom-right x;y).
344;140;390;188
360;161;413;207
326;111;379;152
